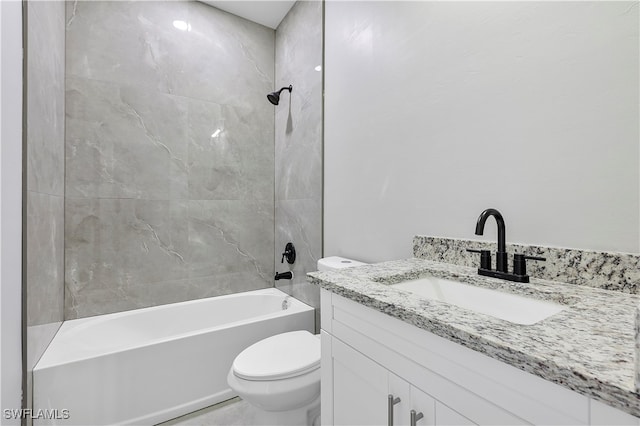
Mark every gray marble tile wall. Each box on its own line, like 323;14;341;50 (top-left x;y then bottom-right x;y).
26;0;66;327
273;1;324;330
25;0;66;417
65;1;275;319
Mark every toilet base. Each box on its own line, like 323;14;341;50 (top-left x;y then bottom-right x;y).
251;395;320;426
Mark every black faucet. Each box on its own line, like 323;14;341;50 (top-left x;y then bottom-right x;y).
468;208;545;283
274;271;293;280
475;208;508;273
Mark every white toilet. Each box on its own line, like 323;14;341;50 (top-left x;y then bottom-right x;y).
227;256;367;426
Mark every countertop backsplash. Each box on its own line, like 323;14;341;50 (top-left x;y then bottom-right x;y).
414;236;640;294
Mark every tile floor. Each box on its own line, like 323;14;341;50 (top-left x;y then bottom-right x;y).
159;398;259;426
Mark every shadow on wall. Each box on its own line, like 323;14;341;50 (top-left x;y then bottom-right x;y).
287;95;294;134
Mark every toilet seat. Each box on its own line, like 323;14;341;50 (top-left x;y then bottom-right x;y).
232;330;320;381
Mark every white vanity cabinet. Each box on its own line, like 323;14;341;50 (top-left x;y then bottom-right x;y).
320;289;640;426
327;333;474;426
329;333;437;426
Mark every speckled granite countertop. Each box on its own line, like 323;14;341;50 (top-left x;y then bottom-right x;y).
308;258;640;417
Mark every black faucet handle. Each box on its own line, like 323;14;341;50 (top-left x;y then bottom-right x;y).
466;249;492;270
281;242;296;264
513;253;546;276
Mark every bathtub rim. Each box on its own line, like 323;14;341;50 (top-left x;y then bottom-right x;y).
35;287;312;370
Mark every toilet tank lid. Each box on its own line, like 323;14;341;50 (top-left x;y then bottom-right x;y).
317;256;367;272
232;330;320;381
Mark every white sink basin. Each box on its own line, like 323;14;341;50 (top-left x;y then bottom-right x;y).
391;276;564;325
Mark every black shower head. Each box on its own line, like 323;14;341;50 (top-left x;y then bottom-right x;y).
267;85;293;105
267;92;280;105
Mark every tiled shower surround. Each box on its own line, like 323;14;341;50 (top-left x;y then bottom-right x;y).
64;1;276;319
26;0;65;334
274;1;324;328
25;0;66;416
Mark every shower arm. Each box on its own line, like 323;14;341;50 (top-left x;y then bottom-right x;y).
267;84;293;106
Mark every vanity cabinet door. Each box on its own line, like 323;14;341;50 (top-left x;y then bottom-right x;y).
389;374;437;426
388;373;412;426
410;385;436;426
331;337;389;425
331;337;429;426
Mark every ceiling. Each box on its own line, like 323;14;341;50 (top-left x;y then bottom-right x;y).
200;1;297;29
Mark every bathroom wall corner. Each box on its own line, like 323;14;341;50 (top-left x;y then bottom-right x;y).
274;0;324;332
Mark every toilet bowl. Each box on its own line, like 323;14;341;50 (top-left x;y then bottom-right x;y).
227;330;321;425
227;256;367;426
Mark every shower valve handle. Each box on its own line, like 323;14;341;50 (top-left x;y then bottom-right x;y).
281;242;296;264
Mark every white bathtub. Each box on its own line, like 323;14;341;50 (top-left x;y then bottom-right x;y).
33;288;314;425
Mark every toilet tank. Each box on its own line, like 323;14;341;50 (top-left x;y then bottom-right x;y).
317;256;367;272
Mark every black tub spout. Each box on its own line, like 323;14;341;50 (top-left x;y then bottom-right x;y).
274;271;293;280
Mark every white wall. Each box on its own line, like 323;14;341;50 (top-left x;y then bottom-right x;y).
0;0;24;422
324;1;639;262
